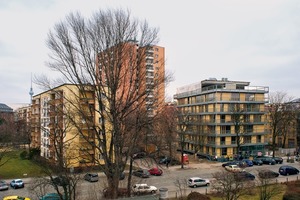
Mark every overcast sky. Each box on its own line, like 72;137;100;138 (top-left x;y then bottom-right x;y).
1;0;300;107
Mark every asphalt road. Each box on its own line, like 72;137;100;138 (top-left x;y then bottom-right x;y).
1;160;300;200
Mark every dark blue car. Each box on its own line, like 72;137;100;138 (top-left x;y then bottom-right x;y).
242;159;253;167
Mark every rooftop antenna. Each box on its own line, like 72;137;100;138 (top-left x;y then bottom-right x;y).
29;73;34;104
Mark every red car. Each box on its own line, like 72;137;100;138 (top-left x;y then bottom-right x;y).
148;167;163;176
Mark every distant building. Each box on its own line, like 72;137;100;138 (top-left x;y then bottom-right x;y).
265;98;300;150
0;103;14;142
0;103;13;122
15;105;31;123
174;78;269;158
0;103;13;113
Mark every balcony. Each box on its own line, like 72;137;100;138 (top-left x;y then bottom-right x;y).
146;66;154;71
80;98;95;105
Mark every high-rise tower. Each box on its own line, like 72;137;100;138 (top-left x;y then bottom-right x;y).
29;74;34;104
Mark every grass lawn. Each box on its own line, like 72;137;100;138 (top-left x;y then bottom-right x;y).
0;150;45;179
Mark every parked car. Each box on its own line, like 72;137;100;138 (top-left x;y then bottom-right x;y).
225;164;244;172
222;161;238;167
132;152;146;159
132;169;150;178
39;193;63;200
158;157;180;165
0;180;9;191
84;173;99;182
279;166;299;176
258;169;279;179
221;161;245;168
3;196;30;200
234;171;255;181
260;157;276;165
10;179;24;189
132;183;157;195
273;157;283;164
242;159;253;167
252;158;263;166
148;167;163;176
187;177;210;188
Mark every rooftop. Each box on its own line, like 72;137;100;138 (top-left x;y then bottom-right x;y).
0;103;13;113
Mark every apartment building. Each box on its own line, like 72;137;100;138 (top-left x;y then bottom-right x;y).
96;41;165;117
174;78;269;158
96;41;166;152
15;105;31;123
31;84;100;168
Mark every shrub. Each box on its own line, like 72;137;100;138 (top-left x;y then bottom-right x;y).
20;150;28;159
283;180;300;200
187;192;211;200
282;192;300;200
28;147;40;159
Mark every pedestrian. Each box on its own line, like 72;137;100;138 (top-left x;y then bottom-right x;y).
166;162;169;168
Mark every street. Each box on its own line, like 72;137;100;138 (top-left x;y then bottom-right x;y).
1;160;300;200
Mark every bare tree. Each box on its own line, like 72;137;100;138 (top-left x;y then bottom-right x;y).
36;8;171;199
15;119;31;149
211;171;255;200
280;101;299;148
153;103;177;159
267;92;294;156
230;103;246;158
176;108;190;169
256;176;283;200
0;113;16;167
0;112;15;144
174;178;187;200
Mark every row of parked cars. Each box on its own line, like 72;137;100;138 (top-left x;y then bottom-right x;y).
0;179;25;191
222;156;284;168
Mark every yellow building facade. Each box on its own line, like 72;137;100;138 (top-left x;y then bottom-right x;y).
31;84;105;168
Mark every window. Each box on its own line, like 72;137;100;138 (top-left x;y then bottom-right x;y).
244;125;253;133
221;148;227;156
257;135;261;143
246;93;255;101
244;136;251;143
231;136;236;144
231;93;240;101
254;115;261;122
220;137;226;145
221;126;231;134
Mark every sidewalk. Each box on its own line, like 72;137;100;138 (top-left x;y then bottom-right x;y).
166;158;223;171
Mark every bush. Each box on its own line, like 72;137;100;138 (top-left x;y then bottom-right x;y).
282;192;300;200
28;147;40;159
20;151;28;159
187;192;211;200
283;180;300;200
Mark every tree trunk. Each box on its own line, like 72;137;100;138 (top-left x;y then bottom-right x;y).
127;158;134;197
107;176;120;199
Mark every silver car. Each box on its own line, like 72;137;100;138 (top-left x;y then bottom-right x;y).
0;180;9;191
10;179;24;189
187;177;210;188
84;173;99;182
